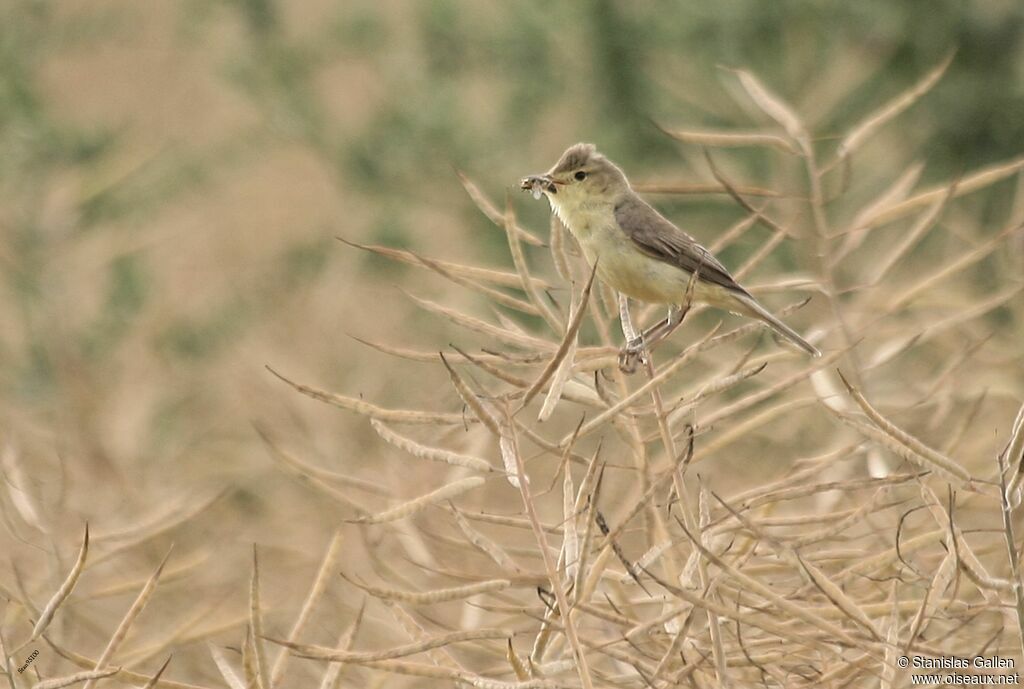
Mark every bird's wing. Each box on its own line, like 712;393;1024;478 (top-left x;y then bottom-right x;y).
614;196;747;294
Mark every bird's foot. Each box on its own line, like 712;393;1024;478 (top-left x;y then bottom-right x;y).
618;337;648;375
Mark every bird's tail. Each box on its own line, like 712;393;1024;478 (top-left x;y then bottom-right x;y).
732;292;821;358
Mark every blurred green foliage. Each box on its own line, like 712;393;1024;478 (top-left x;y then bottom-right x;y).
207;0;1024;261
1;0;1022;443
254;0;1024;181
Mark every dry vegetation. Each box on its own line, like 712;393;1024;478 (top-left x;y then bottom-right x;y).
3;9;1024;689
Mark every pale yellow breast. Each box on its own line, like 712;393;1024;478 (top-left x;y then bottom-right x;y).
551;195;739;308
556;204;691;304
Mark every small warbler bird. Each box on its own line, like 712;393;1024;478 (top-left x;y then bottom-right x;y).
521;143;820;359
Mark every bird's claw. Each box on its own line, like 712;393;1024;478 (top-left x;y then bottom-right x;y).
618;337;648;375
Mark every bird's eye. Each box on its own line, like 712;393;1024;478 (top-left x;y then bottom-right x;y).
574;171;587;181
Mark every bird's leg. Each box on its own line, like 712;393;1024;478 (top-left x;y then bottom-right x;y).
618;293;639;343
643;304;687;350
641;272;699;353
617;294;648;374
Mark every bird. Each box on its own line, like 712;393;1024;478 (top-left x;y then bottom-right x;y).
521;143;820;364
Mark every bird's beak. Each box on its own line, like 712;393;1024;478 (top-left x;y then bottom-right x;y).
520;174;560;197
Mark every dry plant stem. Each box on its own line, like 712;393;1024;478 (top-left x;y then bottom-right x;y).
519;264;597;410
728;74;860;377
447;344;538;388
139;656;172;689
87;553;207;602
457;509;562;535
267;366;472;425
249;547;270;689
89;492;226;569
438;353;503;436
369;420;496;473
317;602;364;689
574;633;657;678
640;278;696;473
1005;402;1024;499
208;642;246;689
24;523;89;647
868;180;957;286
712;490;883;636
836;370;976;488
502;410;594;689
709;212;761;254
697;148;794;243
864;156;1024;228
455;170;546;247
650;602;697;681
92;492;224;543
341;573;512;605
413;253;540;316
350;477;485;524
383;602;463;670
686;350;842;439
706;146;857;376
242;626;257;688
346;659;559;688
795;553;882;640
827;55;954;378
563;326;719;447
81;547;172;689
44;636;212;689
503;195;564;333
338;237;551;290
640;566;839;658
559;461;578;582
585;280;660;547
119;604;219;667
905;545;956;647
264;452;371;516
452;506;521;572
836;162;924;261
267;628;511;663
570;456;603;599
268;530;344;688
549;215;573;283
881;222;1021;316
0;628;16;689
65;61;1021;687
793;597;965;622
696;489;730;688
732;228;786;281
255;426;389;495
834;52;954;167
631;286;722;683
995;440;1024;661
507;639;530;681
633;181;779;197
658;124;800;155
34;667;122;689
640;343;688;555
673;518;876;654
538;287;582;420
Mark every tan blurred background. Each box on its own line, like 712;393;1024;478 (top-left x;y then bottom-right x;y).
2;1;1024;685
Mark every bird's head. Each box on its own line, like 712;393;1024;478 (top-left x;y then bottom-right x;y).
521;143;629;209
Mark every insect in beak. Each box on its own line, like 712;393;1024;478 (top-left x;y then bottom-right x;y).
520;175;559;199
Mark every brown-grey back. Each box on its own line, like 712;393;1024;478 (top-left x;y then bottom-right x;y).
613;194;746;294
